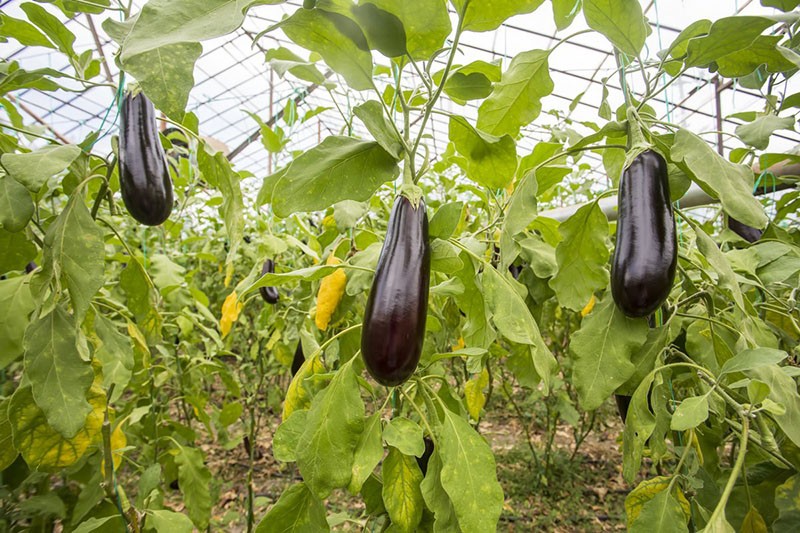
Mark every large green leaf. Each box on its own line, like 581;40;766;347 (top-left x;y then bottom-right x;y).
0;175;34;232
41;189;105;323
452;0;545;32
383;417;424;457
0;276;36;369
583;0;648;56
420;451;459;531
9;383;104;470
716;36;798;78
256;482;329;533
736;115;796;150
552;0;582;30
684;17;774;68
24;307;94;438
570;295;649;410
448;116;517;189
20;3;77;60
269;136;399;217
630;489;689;533
671;129;768;229
348;412;383;493
477;49;553;137
548;201;609;311
174;446;213;530
0;228;36;274
382;447;424;532
362;0;450;59
296;359;365;499
0;12;56;48
1;144;81;192
279;7;373;90
93;314;134;403
438;406;503;532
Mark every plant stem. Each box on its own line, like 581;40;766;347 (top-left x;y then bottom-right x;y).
707;414;749;526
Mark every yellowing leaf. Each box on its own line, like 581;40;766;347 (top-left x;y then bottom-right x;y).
580;294;597;317
382;447;424;532
452;337;466;351
9;382;105;470
282;354;326;420
741;505;768;533
465;368;490;420
625;476;690;527
220;290;243;338
224;263;234;287
101;422;127;476
314;256;347;331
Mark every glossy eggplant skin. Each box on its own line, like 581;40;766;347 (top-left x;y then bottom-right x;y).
611;150;677;318
361;196;430;387
728;217;763;243
119;92;173;226
416;437;434;475
259;260;279;304
291;341;304;376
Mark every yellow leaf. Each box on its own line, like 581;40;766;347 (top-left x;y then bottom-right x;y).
224;263;234;288
741;506;768;533
101;422;127;476
580;294;597;317
9;382;105;470
322;214;337;230
505;179;516;195
314;256;347;331
452;337;465;351
465;368;490;421
282;354;326;420
220;291;243;338
625;476;691;528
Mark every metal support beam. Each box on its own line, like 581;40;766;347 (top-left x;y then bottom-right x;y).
6;94;70;144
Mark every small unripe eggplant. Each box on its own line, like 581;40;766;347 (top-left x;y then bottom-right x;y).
361;196;430;386
291;341;304;376
24;262;37;274
728;217;762;243
119;91;174;226
259;260;279;304
611;150;677;318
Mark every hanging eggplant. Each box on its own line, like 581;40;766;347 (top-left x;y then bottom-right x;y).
361;196;430;387
118;91;174;226
728;217;763;243
611;150;677;318
259;260;279;304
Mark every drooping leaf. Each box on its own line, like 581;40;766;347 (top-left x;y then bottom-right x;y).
382;447;424;532
0;175;34;232
716;36;798;78
0;275;36;369
1;144;81;192
362;0;450;59
583;0;649;56
477;49;553;137
24;307;94;438
296;359;365;498
671;129;768;229
684;16;774;68
9;383;104;470
269;137;399;217
119;257;162;344
0;12;56;49
93;314;134;403
736;115;796;150
549;201;610;311
570;295;648;410
256;482;329;533
438;406;503;532
174;446;213;530
348;412;383;493
420;451;459;531
448;116;517;189
353;100;405;160
264;47;327;84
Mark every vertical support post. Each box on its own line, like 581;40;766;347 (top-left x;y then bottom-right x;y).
267;68;274;174
713;76;725;157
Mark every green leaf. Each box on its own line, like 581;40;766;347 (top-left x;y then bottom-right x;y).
477;49;553;137
296;359;365;498
448;116;517;189
716;36;798;78
351;3;407;58
720;348;787;376
671;129;768;229
279;7;373;90
24;307;94;438
0;228;36;274
353;100;404;160
741;505;768;533
552;0;582;30
685;17;774;68
20;3;76;59
431;239;463;274
382;447;424;532
736;115;795;150
71;516;121;533
198;149;244;269
0;175;34;232
1;144;81;192
256;482;329;533
761;0;800;11
583;0;648;56
630;488;689;533
548;201;609;311
453;251;495;348
9;383;104;470
269;137;399;217
349;412;383;493
265;47;327;84
691;223;746;310
174;446;213;530
0;276;35;369
670;396;709;431
445;71;493;101
503;171;538;239
623;372;656;481
273;410;308;463
0;398;18;470
747;366;800;448
0;13;56;48
41;189;105;323
146;510;193;533
774;474;800;532
453;0;545;32
120;257;162;344
570;295;648;410
361;0;450;59
420;451;459;531
429;202;463;240
93;314;134;403
383;417;424;457
617;325;671;395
